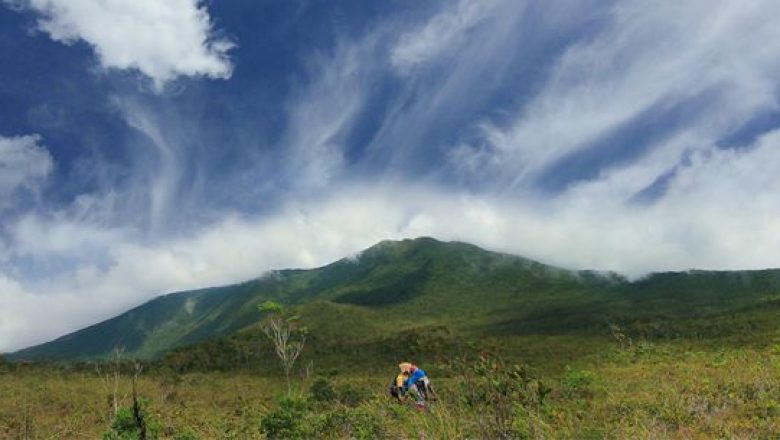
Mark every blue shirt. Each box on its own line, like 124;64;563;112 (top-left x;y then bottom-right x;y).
405;368;427;388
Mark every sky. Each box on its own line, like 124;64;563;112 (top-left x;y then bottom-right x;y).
1;0;780;352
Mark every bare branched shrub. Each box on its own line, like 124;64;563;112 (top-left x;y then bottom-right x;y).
95;347;125;417
258;301;307;394
608;322;633;351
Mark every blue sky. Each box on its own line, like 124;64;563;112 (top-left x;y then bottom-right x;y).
2;0;780;351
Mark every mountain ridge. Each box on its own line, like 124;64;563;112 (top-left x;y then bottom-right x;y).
10;237;780;361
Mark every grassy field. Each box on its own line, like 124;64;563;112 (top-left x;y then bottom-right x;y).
3;333;780;439
6;240;780;438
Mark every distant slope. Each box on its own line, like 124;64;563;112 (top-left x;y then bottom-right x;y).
11;237;780;361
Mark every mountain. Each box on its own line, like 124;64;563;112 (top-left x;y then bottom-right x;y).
11;237;780;361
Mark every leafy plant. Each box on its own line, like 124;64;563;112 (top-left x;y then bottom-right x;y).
259;395;311;439
561;366;596;398
313;406;383;439
102;398;161;440
454;352;550;439
336;383;369;407
310;378;337;402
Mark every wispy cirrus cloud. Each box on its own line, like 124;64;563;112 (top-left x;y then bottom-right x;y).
3;0;780;354
5;123;780;351
279;40;378;191
368;0;601;173
456;0;780;193
390;0;497;74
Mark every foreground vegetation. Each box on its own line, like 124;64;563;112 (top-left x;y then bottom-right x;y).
3;331;780;439
6;239;780;438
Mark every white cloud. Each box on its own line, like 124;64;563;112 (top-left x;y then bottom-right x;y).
118;100;181;231
22;0;233;88
279;40;379;190
0;135;53;209
457;0;780;188
0;275;45;351
368;0;588;170
4;0;780;356
390;0;497;73
5;119;780;351
10;215;124;259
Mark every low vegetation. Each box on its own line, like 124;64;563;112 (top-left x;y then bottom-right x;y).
3;326;780;438
5;239;780;438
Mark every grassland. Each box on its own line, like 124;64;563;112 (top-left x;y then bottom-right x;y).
6;238;780;438
3;330;780;439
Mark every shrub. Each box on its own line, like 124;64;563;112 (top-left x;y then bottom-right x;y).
562;366;596;396
259;395;312;439
260;390;380;439
102;398;161;440
157;368;183;403
454;352;550;439
260;409;303;440
314;407;383;439
310;378;337;402
337;383;369;407
278;394;311;412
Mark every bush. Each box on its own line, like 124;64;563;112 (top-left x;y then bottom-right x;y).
259;395;312;439
337;383;369;407
562;366;596;395
260;391;380;439
314;407;383;439
278;394;311;412
102;398;161;440
310;378;337;402
260;410;304;440
454;353;550;439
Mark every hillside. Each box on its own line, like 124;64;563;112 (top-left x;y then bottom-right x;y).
11;237;780;361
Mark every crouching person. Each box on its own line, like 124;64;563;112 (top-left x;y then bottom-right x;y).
399;362;437;409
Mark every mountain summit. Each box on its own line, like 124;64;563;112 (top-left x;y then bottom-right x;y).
11;238;780;361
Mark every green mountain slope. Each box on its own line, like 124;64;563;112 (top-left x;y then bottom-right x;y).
11;237;780;361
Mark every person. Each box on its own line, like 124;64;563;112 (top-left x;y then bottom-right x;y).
388;371;407;402
399;362;436;408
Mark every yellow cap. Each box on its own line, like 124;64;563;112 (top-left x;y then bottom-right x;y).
399;362;412;373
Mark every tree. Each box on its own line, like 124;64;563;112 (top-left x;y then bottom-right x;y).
258;301;307;394
95;347;125;417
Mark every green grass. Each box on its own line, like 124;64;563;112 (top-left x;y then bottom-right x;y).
4;334;780;438
7;237;780;437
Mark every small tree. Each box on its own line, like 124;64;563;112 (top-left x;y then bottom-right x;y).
258;301;307;394
102;361;161;440
95;347;125;417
